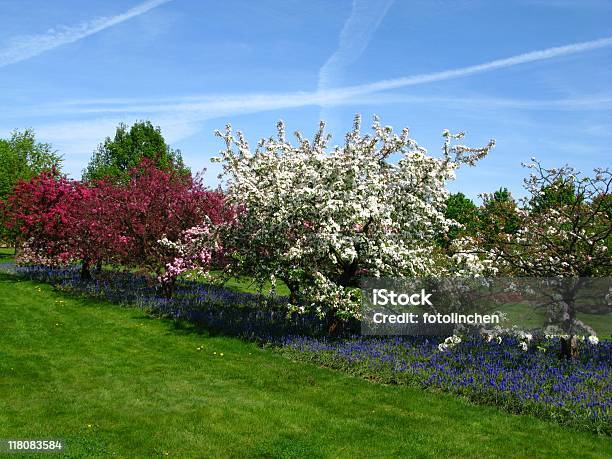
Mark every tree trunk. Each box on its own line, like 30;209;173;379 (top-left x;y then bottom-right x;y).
327;315;345;336
161;278;176;299
289;292;298;305
14;238;21;258
283;279;300;305
560;335;579;359
337;260;359;287
559;283;580;359
80;259;92;280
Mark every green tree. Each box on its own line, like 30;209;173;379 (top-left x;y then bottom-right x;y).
442;192;478;246
82;121;188;183
0;129;61;202
530;177;577;212
0;129;61;244
479;187;520;236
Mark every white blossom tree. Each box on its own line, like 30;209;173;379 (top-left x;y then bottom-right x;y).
456;160;611;356
486;160;611;278
213;115;494;322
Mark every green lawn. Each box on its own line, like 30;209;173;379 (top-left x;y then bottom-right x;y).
204;270;291;296
0;272;610;458
0;247;14;262
503;302;612;338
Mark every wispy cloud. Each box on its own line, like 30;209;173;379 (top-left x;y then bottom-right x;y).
0;0;172;68
28;93;612;118
10;34;611;118
318;0;394;92
5;34;612;176
317;0;393;125
15;91;612;166
34;115;201;155
330;35;612;95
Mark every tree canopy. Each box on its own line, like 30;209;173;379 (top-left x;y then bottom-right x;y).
82;120;188;183
0;129;61;242
0;129;61;202
214;116;495;319
442;192;479;245
478;187;520;236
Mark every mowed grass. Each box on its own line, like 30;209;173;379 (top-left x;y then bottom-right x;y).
0;246;14;262
0;274;610;458
503;302;612;338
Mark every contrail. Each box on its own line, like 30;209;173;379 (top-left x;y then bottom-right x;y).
0;0;172;68
6;34;612;157
318;0;394;91
54;35;612;115
317;0;393;123
330;35;612;96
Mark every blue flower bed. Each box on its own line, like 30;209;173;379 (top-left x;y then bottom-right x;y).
281;335;611;434
1;263;345;339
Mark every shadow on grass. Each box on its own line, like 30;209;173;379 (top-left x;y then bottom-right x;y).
42;267;337;339
165;317;217;338
0;270;20;283
0;267;269;343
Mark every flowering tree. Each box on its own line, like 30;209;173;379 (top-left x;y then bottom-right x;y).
214;115;495;321
63;181;125;277
457;160;611;356
1;169;78;267
157;224;218;288
2;160;229;290
96;160;226;296
1;168;123;278
481;161;610;278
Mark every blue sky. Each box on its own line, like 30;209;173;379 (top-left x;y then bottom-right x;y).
1;0;611;200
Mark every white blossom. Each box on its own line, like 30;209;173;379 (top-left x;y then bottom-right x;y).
215;115;494;318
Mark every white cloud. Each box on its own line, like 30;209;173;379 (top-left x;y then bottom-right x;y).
33;115;201;156
317;0;393;124
21;35;612;120
28;92;612;118
22;91;612;171
0;0;172;68
318;0;394;91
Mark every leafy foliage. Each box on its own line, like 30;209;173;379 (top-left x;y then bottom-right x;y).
82;121;188;183
3;160;229;293
0;129;61;241
442;192;479;245
478;187;520;236
530;177;577;212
